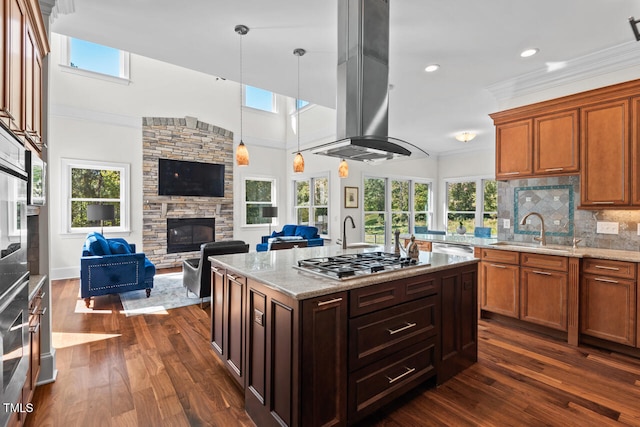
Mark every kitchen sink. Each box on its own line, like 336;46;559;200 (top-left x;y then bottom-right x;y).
490;241;572;254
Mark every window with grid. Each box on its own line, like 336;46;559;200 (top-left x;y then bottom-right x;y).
244;178;276;226
364;177;432;244
293;176;329;235
62;159;129;233
445;178;497;236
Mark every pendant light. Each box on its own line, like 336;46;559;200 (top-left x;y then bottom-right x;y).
338;158;348;178
292;48;306;173
235;24;250;166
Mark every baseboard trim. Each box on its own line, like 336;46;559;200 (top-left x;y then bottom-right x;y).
37;349;57;385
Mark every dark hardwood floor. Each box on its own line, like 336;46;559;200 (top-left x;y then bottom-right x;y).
26;274;640;426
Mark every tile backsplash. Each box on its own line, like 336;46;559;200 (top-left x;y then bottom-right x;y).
497;175;640;251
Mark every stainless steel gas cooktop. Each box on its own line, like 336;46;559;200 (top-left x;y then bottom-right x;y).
294;251;428;280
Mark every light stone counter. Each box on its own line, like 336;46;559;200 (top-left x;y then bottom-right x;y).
475;241;640;262
209;245;479;300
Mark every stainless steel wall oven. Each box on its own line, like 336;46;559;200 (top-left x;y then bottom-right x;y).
0;128;28;424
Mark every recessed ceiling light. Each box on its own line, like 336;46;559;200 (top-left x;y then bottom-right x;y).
424;64;440;73
520;48;539;58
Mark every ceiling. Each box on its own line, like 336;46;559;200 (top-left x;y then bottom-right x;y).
50;0;640;156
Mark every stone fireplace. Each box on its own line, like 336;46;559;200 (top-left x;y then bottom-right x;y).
142;116;234;268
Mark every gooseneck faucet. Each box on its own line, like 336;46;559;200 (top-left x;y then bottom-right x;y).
520;212;546;246
342;215;356;249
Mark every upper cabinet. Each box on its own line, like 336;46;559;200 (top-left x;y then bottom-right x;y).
492;109;579;180
0;0;49;152
580;99;629;207
491;79;640;210
495;119;532;179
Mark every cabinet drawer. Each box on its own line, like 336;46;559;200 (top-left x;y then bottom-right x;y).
480;249;519;265
350;274;439;317
521;253;568;272
348;338;437;423
583;259;636;280
349;297;438;371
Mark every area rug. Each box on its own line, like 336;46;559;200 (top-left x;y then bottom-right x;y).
119;272;210;316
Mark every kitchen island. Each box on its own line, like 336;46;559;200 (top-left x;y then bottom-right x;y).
209;246;479;427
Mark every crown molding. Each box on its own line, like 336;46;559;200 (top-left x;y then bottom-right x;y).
487;42;640;102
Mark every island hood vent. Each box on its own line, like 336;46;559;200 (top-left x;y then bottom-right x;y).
305;0;427;162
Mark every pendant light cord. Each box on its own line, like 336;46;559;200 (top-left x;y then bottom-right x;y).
293;48;306;152
239;29;244;143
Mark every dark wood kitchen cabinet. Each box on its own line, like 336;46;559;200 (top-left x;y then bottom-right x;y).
245;277;347;427
209;265;246;388
580;258;637;346
439;266;477;384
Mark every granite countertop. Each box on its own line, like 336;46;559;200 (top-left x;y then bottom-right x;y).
400;233;497;247
209;245;479;300
402;233;640;262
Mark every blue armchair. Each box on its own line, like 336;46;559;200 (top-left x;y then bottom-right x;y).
80;232;156;308
256;224;324;252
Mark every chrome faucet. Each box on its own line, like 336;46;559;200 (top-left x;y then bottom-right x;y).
520;212;546;246
342;215;355;249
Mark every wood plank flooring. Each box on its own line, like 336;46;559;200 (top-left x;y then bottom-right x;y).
26;274;640;426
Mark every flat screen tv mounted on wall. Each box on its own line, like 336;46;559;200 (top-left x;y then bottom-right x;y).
158;158;225;197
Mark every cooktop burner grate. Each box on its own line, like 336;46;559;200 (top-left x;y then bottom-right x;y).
295;252;425;279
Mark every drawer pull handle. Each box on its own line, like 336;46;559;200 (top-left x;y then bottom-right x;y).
591;201;615;204
387;322;417;335
227;274;238;281
502;172;520;176
386;366;416;384
489;264;506;268
532;270;551;276
544;167;564;172
211;266;220;272
594;277;619;284
594;265;619;271
317;297;343;307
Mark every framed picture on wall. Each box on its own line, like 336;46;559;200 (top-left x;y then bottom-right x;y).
344;186;358;208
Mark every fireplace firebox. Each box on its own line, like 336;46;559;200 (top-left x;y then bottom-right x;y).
167;218;215;253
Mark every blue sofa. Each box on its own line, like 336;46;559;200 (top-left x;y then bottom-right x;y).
80;232;156;308
256;224;324;252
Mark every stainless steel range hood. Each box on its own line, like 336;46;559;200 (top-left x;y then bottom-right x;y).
305;0;426;162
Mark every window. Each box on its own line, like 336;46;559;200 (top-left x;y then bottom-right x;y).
244;178;276;226
58;34;130;82
244;85;276;113
296;99;309;110
445;178;497;236
293;176;329;235
62;159;129;233
364;177;432;244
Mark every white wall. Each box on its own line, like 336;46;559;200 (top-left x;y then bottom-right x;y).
49;32;290;278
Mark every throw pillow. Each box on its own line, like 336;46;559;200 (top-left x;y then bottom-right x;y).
109;240;131;254
296;226;318;240
86;232;111;256
282;224;297;236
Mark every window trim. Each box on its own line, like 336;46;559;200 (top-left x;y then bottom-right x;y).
242;176;277;228
61;158;130;234
58;34;131;85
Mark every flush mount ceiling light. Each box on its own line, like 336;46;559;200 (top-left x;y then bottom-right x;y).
235;24;250;167
455;132;477;143
520;48;539;58
424;64;440;72
292;48;306;173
